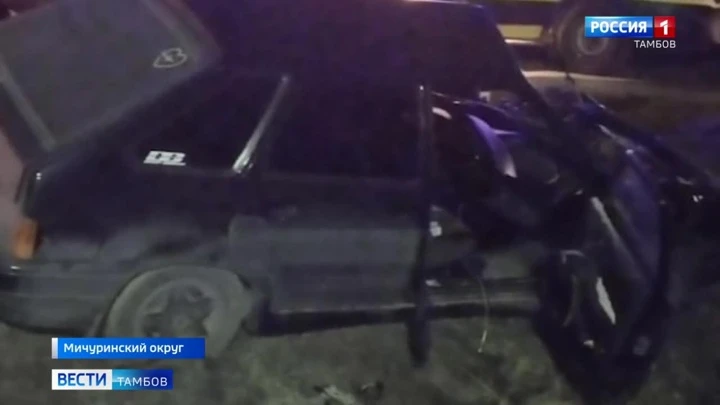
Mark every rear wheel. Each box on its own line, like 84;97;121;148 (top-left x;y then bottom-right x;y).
103;265;253;358
553;4;631;75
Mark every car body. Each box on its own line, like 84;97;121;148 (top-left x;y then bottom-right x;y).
0;0;546;349
481;0;720;73
1;0;719;399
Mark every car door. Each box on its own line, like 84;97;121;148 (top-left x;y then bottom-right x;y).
252;83;427;312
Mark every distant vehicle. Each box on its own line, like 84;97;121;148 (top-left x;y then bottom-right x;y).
483;0;720;74
1;0;719;401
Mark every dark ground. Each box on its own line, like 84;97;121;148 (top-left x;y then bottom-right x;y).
2;60;720;404
3;274;720;405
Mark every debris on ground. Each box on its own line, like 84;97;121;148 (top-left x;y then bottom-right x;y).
313;381;385;405
314;384;362;405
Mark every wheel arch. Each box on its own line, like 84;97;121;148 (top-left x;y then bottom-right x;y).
96;262;255;357
96;220;226;263
87;220;270;336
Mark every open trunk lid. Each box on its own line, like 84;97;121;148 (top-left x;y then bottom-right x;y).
0;0;219;165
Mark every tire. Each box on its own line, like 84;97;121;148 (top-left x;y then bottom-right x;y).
553;4;631;75
103;265;253;358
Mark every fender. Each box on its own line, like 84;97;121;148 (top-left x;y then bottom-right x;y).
226;214;274;289
97;221;226;264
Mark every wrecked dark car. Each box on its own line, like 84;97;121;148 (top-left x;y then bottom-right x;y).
0;0;719;399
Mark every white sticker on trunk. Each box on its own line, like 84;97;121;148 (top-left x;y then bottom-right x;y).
143;151;186;166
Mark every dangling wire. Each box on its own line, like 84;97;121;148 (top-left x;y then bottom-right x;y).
476;276;490;354
464;264;491;354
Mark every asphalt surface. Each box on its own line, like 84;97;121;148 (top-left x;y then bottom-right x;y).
2;53;720;405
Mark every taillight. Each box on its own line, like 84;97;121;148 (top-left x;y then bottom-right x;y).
11;217;40;260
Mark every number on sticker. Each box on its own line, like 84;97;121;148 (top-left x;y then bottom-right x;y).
143;151;186;166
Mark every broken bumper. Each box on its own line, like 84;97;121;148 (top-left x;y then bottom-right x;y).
0;254;120;333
